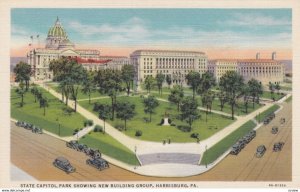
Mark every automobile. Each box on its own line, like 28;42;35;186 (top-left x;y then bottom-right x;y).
84;148;101;159
53;157;76;173
86;158;109;170
15;121;24;127
273;142;284;152
237;139;246;149
77;143;88;152
256;145;266;158
263;119;269;125
32;126;43;134
230;143;241;155
249;130;256;139
24;123;33;130
66;140;80;150
271;126;278;134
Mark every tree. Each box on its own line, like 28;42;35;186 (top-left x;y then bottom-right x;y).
201;91;214;122
269;82;275;99
275;82;281;95
241;84;250;114
97;104;112;134
168;85;184;111
180;96;200;129
49;57;86;112
218;91;227;112
198;71;216;95
219;71;244;120
156;73;165;96
82;71;96;104
248;78;263;108
116;101;135;131
14;61;31;91
39;96;49;116
121;64;135;96
144;76;155;93
31;86;39;103
143;95;159;122
95;69;124;120
15;82;25;107
166;75;172;89
186;71;201;100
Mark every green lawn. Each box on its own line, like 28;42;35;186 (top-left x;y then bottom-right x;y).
80;132;139;165
255;104;280;123
46;83;107;100
11;87;87;136
200;120;257;165
261;91;285;101
79;96;235;143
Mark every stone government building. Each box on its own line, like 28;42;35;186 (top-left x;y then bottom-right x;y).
27;17;286;86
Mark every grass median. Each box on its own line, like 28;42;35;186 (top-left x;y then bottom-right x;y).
255;104;280;123
200;120;256;165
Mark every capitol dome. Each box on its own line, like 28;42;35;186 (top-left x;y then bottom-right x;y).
58;38;75;50
47;17;67;38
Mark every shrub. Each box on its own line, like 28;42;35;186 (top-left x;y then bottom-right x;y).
93;102;100;112
84;119;94;127
74;128;79;133
170;123;176;126
191;133;199;139
135;130;142;137
62;106;73;116
177;125;191;132
160;118;164;125
168;118;172;124
93;125;103;132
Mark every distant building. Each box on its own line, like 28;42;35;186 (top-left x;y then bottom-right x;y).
208;52;285;85
130;49;208;86
27;17;129;81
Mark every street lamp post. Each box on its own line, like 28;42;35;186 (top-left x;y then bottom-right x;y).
205;145;208;168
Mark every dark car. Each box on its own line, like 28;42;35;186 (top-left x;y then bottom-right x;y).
271;126;278;134
237;139;246;149
32;126;43;134
263;119;269;125
15;121;23;127
86;158;109;170
66;140;80;150
256;145;266;158
53;157;76;173
84;148;101;159
273;142;284;152
230;143;241;155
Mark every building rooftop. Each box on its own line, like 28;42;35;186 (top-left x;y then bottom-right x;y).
131;49;206;55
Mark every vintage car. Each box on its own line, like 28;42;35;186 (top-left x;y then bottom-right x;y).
273;142;284;152
84;148;101;159
66;140;80;150
32;126;43;134
256;145;266;158
230;143;242;155
53;157;76;173
271;126;279;134
86;158;109;170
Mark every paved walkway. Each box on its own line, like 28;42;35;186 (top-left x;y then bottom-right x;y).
32;83;287;177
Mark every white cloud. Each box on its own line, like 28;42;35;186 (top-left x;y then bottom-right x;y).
225;13;291;26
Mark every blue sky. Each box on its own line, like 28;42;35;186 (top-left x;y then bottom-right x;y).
11;9;292;57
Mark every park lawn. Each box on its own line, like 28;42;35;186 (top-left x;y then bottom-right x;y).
11;87;87;136
255;104;280;123
209;99;263;116
79;132;140;165
200;120;257;165
78;96;235;143
261;91;285;101
46;83;107;100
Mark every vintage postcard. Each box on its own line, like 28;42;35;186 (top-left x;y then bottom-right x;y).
0;0;299;191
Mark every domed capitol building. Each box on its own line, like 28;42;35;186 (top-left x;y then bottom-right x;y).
27;17;130;81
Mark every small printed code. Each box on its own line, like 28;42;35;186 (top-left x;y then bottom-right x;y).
2;189;30;192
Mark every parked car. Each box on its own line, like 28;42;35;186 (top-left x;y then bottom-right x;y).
230;143;241;155
86;158;109;170
273;142;284;152
256;145;266;158
271;126;278;134
263;119;269;125
66;140;80;150
32;126;43;134
53;157;76;173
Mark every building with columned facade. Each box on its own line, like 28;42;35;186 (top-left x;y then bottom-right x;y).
208;52;285;85
27;17;129;81
130;49;208;86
